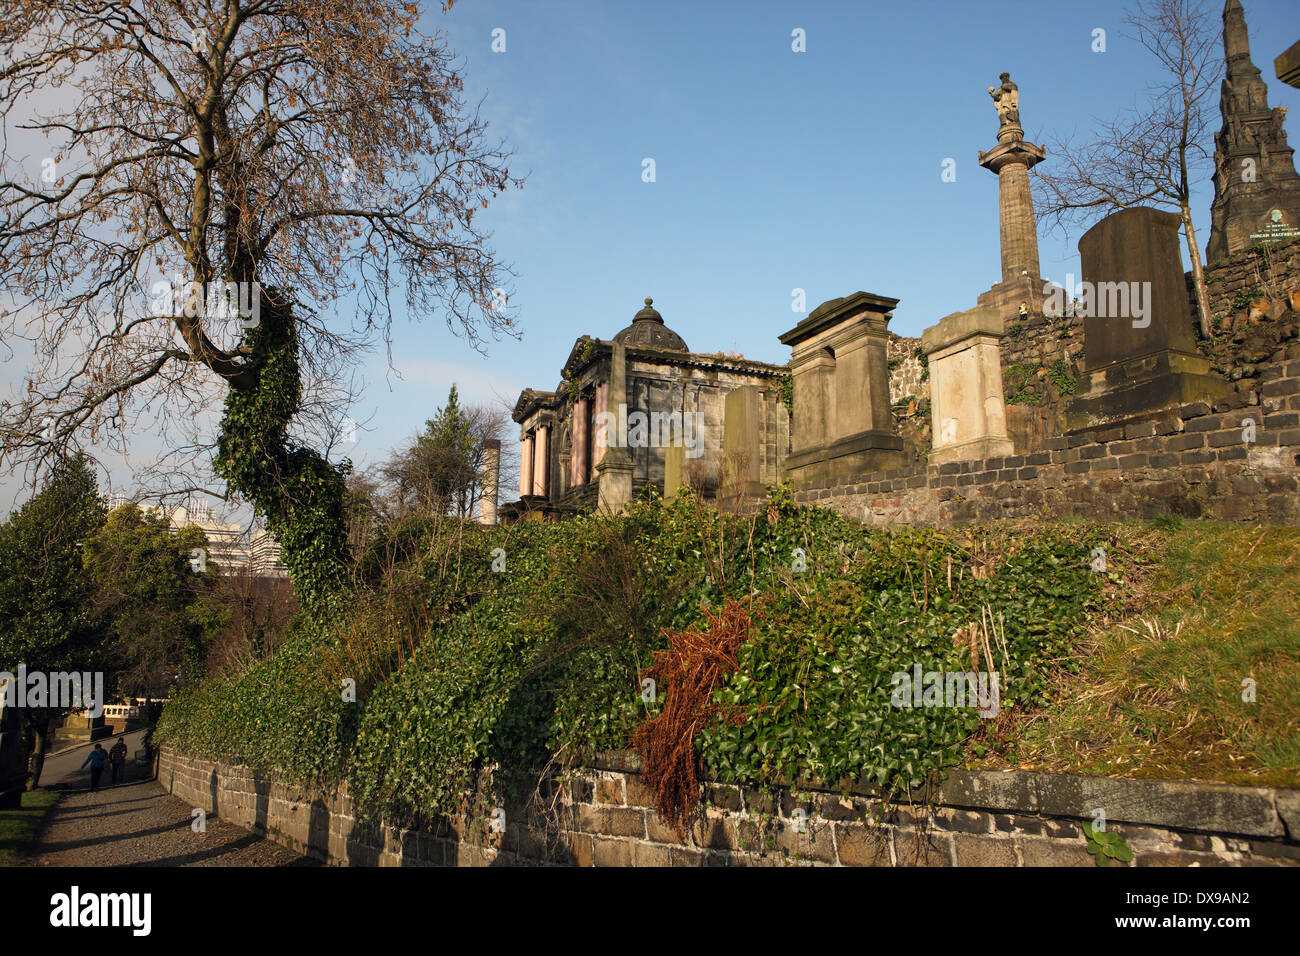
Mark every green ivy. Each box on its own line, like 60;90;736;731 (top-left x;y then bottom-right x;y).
157;496;1109;827
214;292;352;621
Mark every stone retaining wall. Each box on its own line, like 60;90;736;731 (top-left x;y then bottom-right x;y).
158;748;1298;867
790;348;1300;526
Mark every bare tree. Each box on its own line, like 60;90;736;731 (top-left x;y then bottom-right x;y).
0;0;522;610
1034;0;1221;338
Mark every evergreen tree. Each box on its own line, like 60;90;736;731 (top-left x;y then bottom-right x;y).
0;453;108;792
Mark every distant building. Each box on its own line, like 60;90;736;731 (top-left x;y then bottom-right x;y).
105;494;288;578
505;296;788;519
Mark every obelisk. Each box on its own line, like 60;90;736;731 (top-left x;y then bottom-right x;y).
977;73;1048;316
596;339;634;515
1206;0;1300;263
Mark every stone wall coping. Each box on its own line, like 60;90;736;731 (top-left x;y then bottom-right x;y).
582;749;1296;839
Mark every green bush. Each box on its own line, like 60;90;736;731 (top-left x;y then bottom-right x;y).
157;497;1107;824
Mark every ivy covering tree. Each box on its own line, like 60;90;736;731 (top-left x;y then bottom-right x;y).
0;453;108;792
0;0;521;620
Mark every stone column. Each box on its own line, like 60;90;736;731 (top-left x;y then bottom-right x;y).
980;142;1045;285
571;398;589;486
922;307;1014;465
479;438;501;525
519;431;534;497
532;425;549;500
977;74;1048;317
596;340;634;515
592;383;609;469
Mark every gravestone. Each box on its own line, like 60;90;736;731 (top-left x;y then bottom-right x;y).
720;386;765;499
1066;207;1228;432
779;292;906;484
922;307;1014;465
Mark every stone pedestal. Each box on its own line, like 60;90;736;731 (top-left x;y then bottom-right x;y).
1066;207;1228;432
779;292;905;484
922;307;1014;465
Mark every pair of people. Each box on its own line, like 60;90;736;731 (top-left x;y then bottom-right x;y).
80;737;128;791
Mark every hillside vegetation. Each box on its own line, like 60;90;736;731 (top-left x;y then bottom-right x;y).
155;492;1298;830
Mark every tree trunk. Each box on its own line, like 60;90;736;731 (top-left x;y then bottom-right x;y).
1181;204;1214;340
0;699;26;808
24;714;53;791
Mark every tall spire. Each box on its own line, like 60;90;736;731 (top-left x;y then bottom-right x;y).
1205;0;1300;263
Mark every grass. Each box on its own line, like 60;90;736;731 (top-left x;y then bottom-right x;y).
0;789;61;865
977;521;1300;787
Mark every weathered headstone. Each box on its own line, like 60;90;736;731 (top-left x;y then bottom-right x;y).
663;444;685;498
1066;207;1228;431
922;307;1014;465
720;385;765;499
779;292;906;484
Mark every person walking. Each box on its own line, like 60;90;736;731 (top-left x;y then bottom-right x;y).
80;743;108;792
109;736;128;785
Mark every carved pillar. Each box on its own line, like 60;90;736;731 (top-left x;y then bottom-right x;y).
596;340;634;515
532;425;549;500
480;439;501;525
592;383;609;469
519;431;534;497
572;397;590;486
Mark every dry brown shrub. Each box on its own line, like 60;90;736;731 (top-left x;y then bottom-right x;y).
631;598;754;832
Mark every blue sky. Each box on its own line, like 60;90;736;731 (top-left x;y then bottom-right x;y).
378;0;1299;436
4;0;1299;514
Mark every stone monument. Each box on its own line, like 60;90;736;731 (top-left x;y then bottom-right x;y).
977;72;1049;318
922;307;1014;465
595;338;634;515
479;438;500;526
779;292;905;484
1207;0;1300;263
1066;207;1229;432
720;385;766;500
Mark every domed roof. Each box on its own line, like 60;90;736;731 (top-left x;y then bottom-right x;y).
612;297;688;352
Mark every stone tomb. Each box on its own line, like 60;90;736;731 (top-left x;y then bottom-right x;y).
922;306;1014;465
779;292;905;484
1066;207;1229;432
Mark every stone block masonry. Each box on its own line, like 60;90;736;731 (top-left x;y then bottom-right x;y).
790;348;1300;527
159;748;1299;867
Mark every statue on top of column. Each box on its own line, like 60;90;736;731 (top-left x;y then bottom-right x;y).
988;72;1021;136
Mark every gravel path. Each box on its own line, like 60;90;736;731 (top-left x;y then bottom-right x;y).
28;733;315;867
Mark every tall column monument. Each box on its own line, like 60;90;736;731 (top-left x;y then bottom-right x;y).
977;73;1048;317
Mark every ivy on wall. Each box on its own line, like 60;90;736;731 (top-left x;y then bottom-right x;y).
157;493;1110;827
